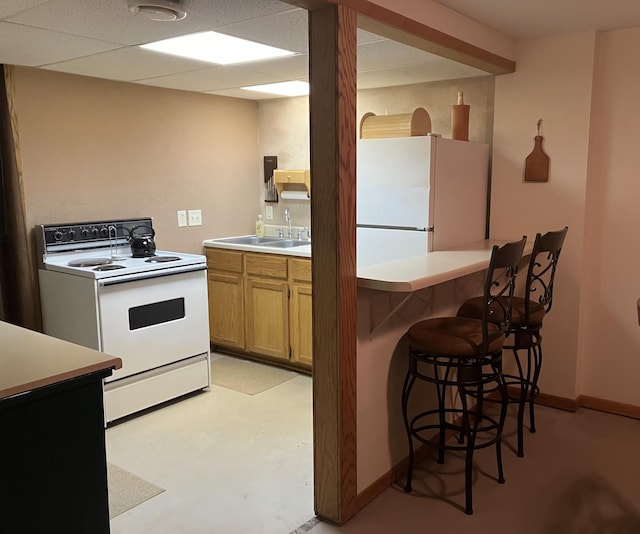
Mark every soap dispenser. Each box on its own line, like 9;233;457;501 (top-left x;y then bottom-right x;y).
255;214;265;237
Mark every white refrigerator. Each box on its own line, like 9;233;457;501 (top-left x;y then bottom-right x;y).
356;135;489;267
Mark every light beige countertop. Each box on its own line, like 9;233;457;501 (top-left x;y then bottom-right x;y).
203;235;311;258
0;321;122;400
203;237;531;288
357;239;533;292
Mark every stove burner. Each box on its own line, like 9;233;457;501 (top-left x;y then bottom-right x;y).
93;264;126;271
68;257;113;267
145;256;181;263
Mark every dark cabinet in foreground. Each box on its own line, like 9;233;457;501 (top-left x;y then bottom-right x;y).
0;369;113;534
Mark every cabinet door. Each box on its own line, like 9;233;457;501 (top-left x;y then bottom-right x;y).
290;282;313;368
208;272;244;349
245;278;289;360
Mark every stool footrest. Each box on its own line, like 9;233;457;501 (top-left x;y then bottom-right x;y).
409;408;503;451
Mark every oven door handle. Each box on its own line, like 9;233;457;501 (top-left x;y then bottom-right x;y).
98;264;206;286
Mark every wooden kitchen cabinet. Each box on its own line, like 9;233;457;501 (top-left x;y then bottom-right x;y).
206;249;245;349
290;258;313;368
245;253;290;360
245;277;289;360
205;247;313;371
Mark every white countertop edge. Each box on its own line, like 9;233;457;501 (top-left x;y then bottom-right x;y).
203;238;311;258
357;239;533;293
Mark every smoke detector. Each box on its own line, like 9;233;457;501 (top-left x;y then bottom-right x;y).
127;0;187;22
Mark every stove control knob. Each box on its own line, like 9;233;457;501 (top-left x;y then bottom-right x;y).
53;230;63;241
81;228;89;239
68;229;76;241
91;228;99;238
100;227;109;237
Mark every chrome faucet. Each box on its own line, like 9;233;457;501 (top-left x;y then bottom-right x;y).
284;208;292;238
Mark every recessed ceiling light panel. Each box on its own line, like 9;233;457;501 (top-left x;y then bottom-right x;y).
241;81;309;97
140;31;295;65
128;0;186;22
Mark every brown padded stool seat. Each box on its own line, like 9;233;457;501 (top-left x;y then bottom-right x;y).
457;296;546;328
408;317;505;357
402;237;526;515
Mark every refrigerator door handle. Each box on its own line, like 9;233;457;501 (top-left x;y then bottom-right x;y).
356;224;433;232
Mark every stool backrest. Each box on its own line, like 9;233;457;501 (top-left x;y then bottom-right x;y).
524;226;568;320
482;237;527;352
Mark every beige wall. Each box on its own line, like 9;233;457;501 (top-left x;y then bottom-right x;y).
257;96;311;232
357;75;495;144
491;32;597;400
256;76;496;232
12;67;260;255
579;27;640;404
492;28;640;407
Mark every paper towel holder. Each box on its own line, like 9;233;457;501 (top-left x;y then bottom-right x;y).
273;169;311;200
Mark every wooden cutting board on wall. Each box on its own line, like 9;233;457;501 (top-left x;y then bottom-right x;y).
524;120;549;182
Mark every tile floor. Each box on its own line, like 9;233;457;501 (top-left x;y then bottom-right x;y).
106;354;314;534
106;354;640;534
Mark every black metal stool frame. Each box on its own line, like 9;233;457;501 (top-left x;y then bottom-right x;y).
503;227;568;457
402;237;526;515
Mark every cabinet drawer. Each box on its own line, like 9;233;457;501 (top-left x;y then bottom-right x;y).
206;249;244;273
273;169;309;184
290;258;312;282
245;254;288;279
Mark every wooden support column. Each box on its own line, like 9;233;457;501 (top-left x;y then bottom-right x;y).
308;3;358;525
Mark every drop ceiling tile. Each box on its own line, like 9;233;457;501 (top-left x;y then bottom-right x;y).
1;0;495;97
136;65;283;92
239;54;308;80
357;61;487;90
358;39;438;72
217;8;308;54
0;0;49;18
0;22;121;67
207;88;278;101
181;0;298;28
357;28;387;45
7;0;295;46
42;46;211;81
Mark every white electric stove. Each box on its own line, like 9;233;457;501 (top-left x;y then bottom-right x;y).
37;217;211;423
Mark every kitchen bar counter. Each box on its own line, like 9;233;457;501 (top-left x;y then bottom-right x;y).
357;238;533;292
355;236;533;494
0;321;121;534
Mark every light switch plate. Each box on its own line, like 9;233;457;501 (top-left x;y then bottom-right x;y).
188;209;202;226
177;210;187;227
265;205;273;220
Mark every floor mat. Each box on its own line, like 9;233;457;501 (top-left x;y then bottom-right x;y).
107;463;165;519
210;356;297;395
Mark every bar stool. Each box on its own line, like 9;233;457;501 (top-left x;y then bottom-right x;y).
402;237;526;515
457;227;568;457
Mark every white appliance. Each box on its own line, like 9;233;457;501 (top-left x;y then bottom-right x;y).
356;135;489;267
37;217;211;423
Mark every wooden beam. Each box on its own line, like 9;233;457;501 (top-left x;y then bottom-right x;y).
308;3;358;525
285;0;515;75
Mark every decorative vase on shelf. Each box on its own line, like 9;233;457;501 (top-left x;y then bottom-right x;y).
451;90;470;141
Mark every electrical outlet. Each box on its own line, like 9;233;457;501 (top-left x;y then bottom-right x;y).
265;205;273;220
188;209;202;226
177;210;187;227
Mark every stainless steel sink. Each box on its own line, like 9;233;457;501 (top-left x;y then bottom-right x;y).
263;239;310;248
217;236;280;245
